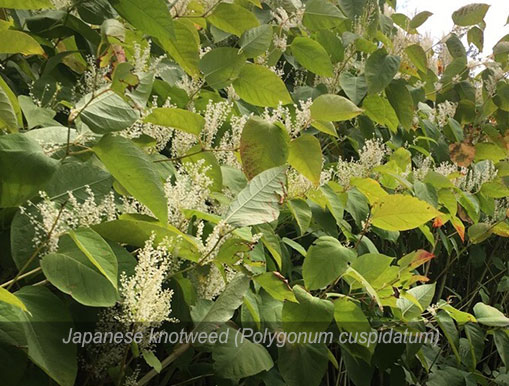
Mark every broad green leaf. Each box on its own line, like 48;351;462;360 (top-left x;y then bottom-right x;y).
0;30;44;55
349;253;393;290
493;330;509;368
405;44;428;73
0;287;27;312
302;0;345;31
193;274;250;333
310;94;362;122
334;298;371;334
144;107;204;136
303;236;355;290
467;223;492;244
0;0;53;9
343;267;383;310
0;134;58;207
162;19;200;76
386;80;414;130
41;252;118;307
253;272;297;302
93;213;199;261
339;73;367;105
339;0;367;18
0;82;18;132
239;25;272;58
18;95;60;128
365;49;401;94
288;134;322;186
436;311;461;362
199;47;246;89
371;194;439;231
74;90;139;133
207;3;259;37
240;117;289;179
93;134;168;222
224;166;286;227
68;227;118;289
287;199;312;235
467;26;484;51
0;76;22;128
350;177;388;204
409;11;433;28
282;285;334;333
109;0;174;42
16;286;77;386
278;343;329;386
464;323;485;368
396;283;436;320
232;63;292;107
452;3;490;26
362;94;399;132
290;37;333;77
212;325;274;379
473;303;509;327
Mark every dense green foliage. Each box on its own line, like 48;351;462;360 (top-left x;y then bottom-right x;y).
0;0;508;385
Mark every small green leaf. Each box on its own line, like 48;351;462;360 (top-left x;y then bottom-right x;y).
452;3;490;26
239;25;272;58
199;47;246;89
232;63;292;107
288;134;322;186
0;30;44;55
290;37;333;77
0;0;53;9
142;350;162;373
310;94;362;122
0;287;28;312
405;44;428;73
207;3;259;37
93;134;168;223
371;194;439;231
365;49;401;94
68;227;118;289
409;11;433;28
473;303;509;327
144;107;204;136
253;272;297;302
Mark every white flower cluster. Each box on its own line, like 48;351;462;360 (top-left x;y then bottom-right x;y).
435;101;458;126
170;0;191;17
117;234;179;327
164;160;214;230
460;160;498;193
22;188;117;253
78;56;111;95
132;41;166;76
335;138;389;188
271;6;305;31
216;114;249;168
261;99;313;137
50;0;72;9
287;167;333;198
273;35;288;51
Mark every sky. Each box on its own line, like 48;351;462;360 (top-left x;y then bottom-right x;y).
397;0;509;54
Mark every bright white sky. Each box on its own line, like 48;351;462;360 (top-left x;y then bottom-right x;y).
397;0;509;54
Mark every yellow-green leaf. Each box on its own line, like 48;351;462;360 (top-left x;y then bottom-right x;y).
0;30;44;55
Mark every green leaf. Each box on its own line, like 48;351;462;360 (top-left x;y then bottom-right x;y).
142;350;162;373
396;283;436;320
93;134;168;223
162;19;200;76
212;326;274;379
16;286;77;386
467;223;492;244
232;63;292;107
452;3;490;26
0;287;27;312
365;49;401;94
109;0;174;42
310;94;362;122
0;134;58;207
40;252;118;307
339;73;367;105
302;0;345;31
436;311;460;363
386;80;414;130
207;3;259;37
240;117;289;179
371;194;439;231
193;274;250;333
199;47;246;89
343;267;383;310
409;11;433;28
405;44;428;73
0;0;53;9
473;303;509;327
0;76;22;129
0;30;44;55
278;343;329;386
183;145;223;192
0;82;18;132
18;95;60;129
225;166;286;227
290;37;333;77
362;94;399;132
334;297;371;334
68;227;118;289
239;25;272;58
282;285;334;333
253;272;297;302
93;213;198;261
303;236;355;290
144;107;204;136
287;198;312;235
350;177;388;204
74;90;139;133
288;134;322;186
